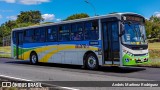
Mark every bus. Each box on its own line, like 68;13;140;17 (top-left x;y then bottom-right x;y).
11;12;149;70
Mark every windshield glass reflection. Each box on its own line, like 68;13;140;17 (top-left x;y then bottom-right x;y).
122;22;147;45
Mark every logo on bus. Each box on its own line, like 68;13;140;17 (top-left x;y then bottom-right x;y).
75;44;89;48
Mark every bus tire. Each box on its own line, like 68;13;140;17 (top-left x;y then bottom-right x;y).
85;53;99;70
30;52;38;65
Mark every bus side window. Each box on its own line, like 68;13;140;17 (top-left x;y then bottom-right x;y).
35;28;46;42
40;29;46;42
24;29;34;43
84;20;99;40
35;29;41;42
71;23;84;41
59;25;70;41
47;26;57;42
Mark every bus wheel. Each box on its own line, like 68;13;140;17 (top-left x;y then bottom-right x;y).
30;52;38;64
86;53;99;70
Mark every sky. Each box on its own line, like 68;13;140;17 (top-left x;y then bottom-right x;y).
0;0;160;25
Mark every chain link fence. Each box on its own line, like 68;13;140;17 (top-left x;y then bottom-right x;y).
0;35;11;58
2;35;11;46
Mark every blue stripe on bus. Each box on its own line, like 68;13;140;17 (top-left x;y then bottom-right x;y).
22;40;102;48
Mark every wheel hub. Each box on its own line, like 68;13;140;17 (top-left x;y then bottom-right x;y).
32;55;37;64
88;56;96;68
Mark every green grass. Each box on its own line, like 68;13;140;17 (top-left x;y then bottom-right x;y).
148;42;160;50
0;46;11;58
0;46;11;53
148;42;160;59
141;42;160;67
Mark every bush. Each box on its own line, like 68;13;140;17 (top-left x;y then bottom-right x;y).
148;39;154;43
154;38;159;42
148;38;160;43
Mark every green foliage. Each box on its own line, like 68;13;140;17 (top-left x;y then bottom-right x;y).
145;16;160;39
0;37;2;46
5;20;17;29
145;20;153;37
65;13;89;20
41;22;54;24
150;15;160;23
0;10;44;46
17;10;44;24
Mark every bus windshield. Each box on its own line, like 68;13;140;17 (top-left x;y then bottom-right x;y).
122;22;147;45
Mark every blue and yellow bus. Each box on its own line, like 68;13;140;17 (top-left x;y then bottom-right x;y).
11;13;149;69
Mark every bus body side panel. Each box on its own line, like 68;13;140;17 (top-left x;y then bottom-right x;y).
16;41;101;65
46;41;102;65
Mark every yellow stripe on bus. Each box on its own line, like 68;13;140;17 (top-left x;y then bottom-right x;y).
39;45;75;62
39;45;98;63
20;45;98;62
21;45;57;60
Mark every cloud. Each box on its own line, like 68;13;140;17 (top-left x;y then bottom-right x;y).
2;0;15;3
19;0;50;5
0;9;13;12
154;12;160;18
0;15;2;19
42;14;55;21
145;18;149;20
6;16;17;20
1;0;50;5
56;18;62;22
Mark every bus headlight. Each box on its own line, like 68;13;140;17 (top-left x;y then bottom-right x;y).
127;51;134;56
146;53;148;56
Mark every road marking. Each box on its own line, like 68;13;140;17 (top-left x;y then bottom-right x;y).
0;74;32;81
60;87;79;90
0;74;79;90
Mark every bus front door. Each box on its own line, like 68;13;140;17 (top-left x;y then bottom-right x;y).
102;22;120;65
16;32;23;59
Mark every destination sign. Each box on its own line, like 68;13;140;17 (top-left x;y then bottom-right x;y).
123;15;144;22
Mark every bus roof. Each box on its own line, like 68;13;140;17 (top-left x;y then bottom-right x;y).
12;12;143;31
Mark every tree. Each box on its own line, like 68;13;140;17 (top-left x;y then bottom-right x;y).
145;19;153;38
0;10;45;46
145;16;160;38
150;15;160;23
65;13;89;20
5;20;17;29
0;24;11;37
16;10;44;24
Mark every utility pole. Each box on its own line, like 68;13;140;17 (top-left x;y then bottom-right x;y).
84;0;97;16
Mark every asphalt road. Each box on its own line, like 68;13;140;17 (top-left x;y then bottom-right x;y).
0;58;160;90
